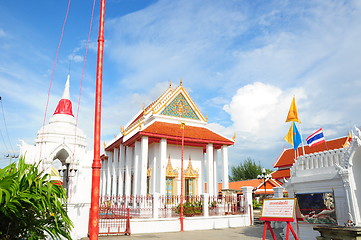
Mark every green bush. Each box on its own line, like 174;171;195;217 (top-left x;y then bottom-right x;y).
252;199;262;209
175;200;203;216
0;157;73;239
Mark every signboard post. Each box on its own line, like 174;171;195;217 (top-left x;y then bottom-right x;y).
259;198;302;240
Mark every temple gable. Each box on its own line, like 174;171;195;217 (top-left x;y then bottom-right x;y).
160;93;199;120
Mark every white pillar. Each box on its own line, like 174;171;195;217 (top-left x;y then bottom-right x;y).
151;155;157;194
159;138;167;195
201;193;209;217
106;151;112;195
124;146;133;197
272;187;284;228
140;136;149;196
112;147;119;196
100;159;106;195
241;186;253;225
118;145;125;196
152;192;160;219
222;146;229;190
273;187;284;198
213;148;218;196
133;141;141;196
206;144;214;195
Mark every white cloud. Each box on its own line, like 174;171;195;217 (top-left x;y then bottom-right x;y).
222;82;305;147
0;28;6;38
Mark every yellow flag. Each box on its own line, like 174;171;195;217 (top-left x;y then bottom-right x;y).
285;97;301;123
284;122;294;146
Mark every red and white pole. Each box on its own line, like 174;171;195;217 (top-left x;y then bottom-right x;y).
88;0;106;239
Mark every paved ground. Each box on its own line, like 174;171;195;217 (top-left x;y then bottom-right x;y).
97;224;283;240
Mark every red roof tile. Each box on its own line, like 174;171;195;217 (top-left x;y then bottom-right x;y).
271;169;290;179
218;178;283;194
273;137;348;168
141;122;234;145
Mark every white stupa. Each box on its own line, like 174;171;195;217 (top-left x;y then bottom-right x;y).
19;75;92;239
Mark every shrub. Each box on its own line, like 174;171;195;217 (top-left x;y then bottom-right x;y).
175;200;203;217
0;157;73;239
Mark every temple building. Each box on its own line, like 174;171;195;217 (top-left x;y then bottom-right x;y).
101;81;235;198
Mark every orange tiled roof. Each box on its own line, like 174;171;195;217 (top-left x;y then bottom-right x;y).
141;121;234;145
218;178;283;194
271;169;290;179
273;136;348;168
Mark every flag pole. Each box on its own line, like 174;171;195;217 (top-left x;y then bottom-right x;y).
297;123;306;155
89;0;106;238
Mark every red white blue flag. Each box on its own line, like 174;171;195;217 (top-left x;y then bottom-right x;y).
306;128;325;147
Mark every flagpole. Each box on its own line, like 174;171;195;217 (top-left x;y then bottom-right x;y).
297;123;306;155
89;0;106;238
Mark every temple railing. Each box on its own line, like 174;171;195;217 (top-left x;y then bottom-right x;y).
291;148;345;177
99;194;247;219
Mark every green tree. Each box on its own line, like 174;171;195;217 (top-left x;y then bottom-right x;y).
0;157;73;239
229;158;270;181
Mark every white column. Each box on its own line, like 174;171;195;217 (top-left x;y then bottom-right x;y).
118;145;125;196
124;146;133;197
140;136;149;196
273;187;284;198
206;144;214;196
213;148;218;196
106;151;112;195
272;187;284;228
201;193;209;217
159;138;167;195
151;155;157;194
152;192;160;219
222;146;229;190
241;186;253;225
133;141;141;196
112;147;119;196
100;159;106;195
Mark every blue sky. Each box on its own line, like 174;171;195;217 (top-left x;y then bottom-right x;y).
1;0;361;171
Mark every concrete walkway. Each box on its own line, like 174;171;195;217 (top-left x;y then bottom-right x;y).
98;224;283;240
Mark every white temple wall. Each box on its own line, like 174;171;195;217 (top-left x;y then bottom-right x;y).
350;148;361;225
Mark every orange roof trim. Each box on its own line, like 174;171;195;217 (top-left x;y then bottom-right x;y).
141;122;234;145
271;169;290;179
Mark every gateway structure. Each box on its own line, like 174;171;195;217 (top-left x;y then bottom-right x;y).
101;82;234;199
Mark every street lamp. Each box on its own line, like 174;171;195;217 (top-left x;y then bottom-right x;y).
4;154;19;164
257;168;271;199
58;157;78;197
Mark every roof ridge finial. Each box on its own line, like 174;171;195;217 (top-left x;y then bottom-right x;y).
169;80;172;88
180;77;183;86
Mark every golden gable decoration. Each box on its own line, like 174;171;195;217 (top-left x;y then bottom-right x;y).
184;157;199;178
166;155;178;178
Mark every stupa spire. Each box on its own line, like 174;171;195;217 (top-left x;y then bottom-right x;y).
53;74;74;116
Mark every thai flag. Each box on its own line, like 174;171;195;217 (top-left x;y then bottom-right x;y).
306;128;326;147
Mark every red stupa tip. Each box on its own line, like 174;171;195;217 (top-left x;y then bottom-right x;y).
54;99;74;116
53;74;74;116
